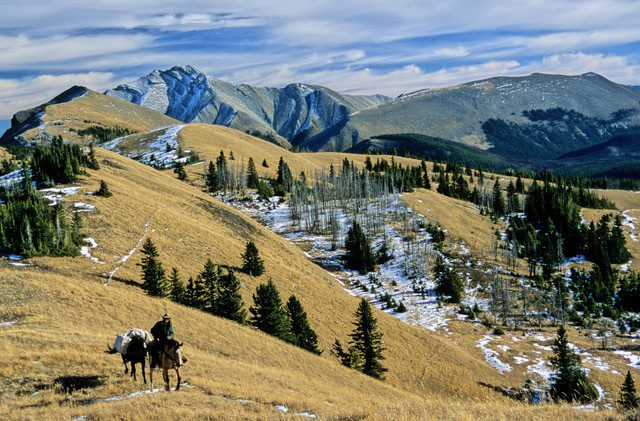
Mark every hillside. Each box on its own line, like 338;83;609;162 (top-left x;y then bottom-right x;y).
105;65;389;148
0;146;600;419
311;72;640;154
0;87;178;146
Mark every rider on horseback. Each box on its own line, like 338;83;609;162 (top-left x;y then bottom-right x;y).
150;313;174;368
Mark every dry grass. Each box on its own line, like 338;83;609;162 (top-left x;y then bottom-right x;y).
17;90;178;144
0;148;599;419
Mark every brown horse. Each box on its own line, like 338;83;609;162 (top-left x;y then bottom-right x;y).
106;337;148;383
150;339;186;391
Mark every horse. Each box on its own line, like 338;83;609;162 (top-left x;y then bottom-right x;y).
107;336;148;383
149;339;186;391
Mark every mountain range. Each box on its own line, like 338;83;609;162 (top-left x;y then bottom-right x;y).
3;65;640;178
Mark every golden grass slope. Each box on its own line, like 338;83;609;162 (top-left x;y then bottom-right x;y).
0;148;598;419
16;90;178;144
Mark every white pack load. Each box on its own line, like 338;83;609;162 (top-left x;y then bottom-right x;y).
112;328;153;354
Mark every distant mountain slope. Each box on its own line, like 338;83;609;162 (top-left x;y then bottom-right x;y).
312;72;640;153
0;87;178;146
105;65;389;148
347;133;515;173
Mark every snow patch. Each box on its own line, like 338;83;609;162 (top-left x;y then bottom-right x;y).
80;237;105;265
477;334;512;374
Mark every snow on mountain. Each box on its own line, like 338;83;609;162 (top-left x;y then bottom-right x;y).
106;65;389;148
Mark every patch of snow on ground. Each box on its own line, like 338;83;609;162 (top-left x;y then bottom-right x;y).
73;202;95;212
105;217;150;285
622;210;638;242
40;186;80;205
477;334;513;374
80;237;105;265
85;383;193;404
0;321;17;327
102;125;188;169
615;350;640;368
527;358;554;383
221;193;461;332
0;169;26;188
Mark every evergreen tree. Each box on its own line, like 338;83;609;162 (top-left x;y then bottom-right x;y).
492;179;507;216
286;295;321;354
609;215;631;264
433;255;464;303
205;161;219;192
276;157;293;194
200;258;220;311
242;240;265;276
618;371;639;410
247;157;260;188
169;267;186;304
86;143;100;170
186;275;208;310
350;298;386;380
249;279;294;343
94;180;112;197
344;220;376;274
332;339;363;370
213;269;247;323
139;238;167;297
173;161;187;180
549;325;598;403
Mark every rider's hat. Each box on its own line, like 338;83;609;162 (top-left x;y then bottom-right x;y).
163;313;171;319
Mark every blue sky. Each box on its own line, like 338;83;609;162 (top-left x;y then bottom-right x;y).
1;0;640;120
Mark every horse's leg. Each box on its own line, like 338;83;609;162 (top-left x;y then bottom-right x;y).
132;361;137;381
122;355;128;374
142;357;147;384
163;367;170;391
175;367;181;391
149;365;154;391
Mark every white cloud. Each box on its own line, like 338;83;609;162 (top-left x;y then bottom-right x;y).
0;34;150;71
0;72;117;119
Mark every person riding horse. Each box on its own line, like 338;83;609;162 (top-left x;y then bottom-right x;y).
150;313;174;368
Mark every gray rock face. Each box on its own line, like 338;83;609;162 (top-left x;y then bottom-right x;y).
106;65;389;147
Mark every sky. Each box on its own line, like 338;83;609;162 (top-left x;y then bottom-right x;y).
1;0;640;120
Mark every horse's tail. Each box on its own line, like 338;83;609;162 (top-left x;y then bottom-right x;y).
106;344;120;354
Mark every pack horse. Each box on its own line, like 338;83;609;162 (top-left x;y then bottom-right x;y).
107;328;152;383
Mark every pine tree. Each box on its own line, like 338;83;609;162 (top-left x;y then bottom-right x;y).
200;258;219;311
286;295;321;354
619;371;639;410
549;325;597;403
169;267;186;304
332;339;363;370
247;157;260;188
139;238;167;297
205;161;219;192
249;279;293;343
492;179;506;216
173;161;187;180
87;143;100;170
213;269;247;323
242;240;265;276
350;298;386;380
344;220;376;274
94;180;112;197
186;276;208;310
433;255;464;303
609;215;631;264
